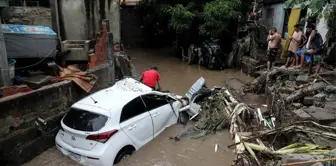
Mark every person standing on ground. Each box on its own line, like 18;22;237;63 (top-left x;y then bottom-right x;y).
140;66;161;90
266;27;282;70
295;30;309;66
285;24;303;67
295;23;324;74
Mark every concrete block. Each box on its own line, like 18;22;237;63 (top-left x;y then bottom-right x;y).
61;40;90;61
327;94;336;101
303;96;314;106
305;106;336;123
291;103;303;109
296;74;309;86
324;102;336;111
293;109;313;120
23;75;53;89
314;101;324;108
314;93;327;102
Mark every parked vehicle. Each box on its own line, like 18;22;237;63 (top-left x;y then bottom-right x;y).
184;39;225;69
55;78;183;165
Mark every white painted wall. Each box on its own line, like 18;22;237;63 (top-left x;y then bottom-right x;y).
316;5;330;42
261;3;286;36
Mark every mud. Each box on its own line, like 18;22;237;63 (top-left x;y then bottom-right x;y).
24;48;253;166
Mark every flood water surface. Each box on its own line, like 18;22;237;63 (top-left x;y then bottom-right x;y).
24;48;252;166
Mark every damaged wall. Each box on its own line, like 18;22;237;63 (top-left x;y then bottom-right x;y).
1;7;52;28
58;0;120;43
2;1;121;43
58;0;100;40
0;63;115;165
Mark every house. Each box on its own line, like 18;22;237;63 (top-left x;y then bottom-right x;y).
260;0;308;39
260;0;286;38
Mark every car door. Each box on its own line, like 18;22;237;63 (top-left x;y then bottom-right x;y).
119;97;154;148
141;94;178;137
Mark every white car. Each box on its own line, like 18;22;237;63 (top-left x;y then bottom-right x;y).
55;78;183;166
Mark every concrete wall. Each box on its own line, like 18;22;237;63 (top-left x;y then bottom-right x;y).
261;3;286;36
58;0;120;43
0;63;115;166
59;0;97;40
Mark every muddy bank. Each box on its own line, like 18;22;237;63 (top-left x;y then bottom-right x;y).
24;48;253;166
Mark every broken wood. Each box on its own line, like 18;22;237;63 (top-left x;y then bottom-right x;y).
285;81;327;103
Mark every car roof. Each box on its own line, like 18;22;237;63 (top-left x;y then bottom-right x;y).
74;77;153;111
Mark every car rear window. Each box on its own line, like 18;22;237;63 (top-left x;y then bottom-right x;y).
63;108;108;132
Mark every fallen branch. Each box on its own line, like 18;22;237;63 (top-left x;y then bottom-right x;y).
285;81;327;103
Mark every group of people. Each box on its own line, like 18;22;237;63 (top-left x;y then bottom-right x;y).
267;23;324;74
139;23;324;90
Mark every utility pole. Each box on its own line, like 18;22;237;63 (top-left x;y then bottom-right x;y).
0;17;11;87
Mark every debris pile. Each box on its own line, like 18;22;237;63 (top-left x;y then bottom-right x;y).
238;67;336;165
175;67;336;165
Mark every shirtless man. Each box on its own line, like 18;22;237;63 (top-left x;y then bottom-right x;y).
267;27;282;70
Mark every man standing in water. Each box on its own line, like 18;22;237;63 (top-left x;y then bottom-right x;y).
140;66;161;90
284;24;303;67
266;27;282;70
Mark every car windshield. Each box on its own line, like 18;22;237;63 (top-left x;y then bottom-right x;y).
63;108;108;132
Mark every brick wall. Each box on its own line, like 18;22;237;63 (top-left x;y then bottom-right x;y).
0;63;114;166
88;23;108;69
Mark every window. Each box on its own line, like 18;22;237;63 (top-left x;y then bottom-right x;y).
120;97;147;123
265;8;274;29
141;94;169;111
63;108;108;132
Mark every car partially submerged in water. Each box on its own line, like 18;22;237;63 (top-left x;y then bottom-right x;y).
55;77;210;165
55;77;188;165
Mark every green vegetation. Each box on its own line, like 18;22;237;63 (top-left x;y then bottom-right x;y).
286;0;328;16
136;0;252;47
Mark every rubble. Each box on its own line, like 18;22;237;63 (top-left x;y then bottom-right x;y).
173;66;336;165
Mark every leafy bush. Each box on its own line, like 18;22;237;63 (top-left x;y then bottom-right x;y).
137;0;251;38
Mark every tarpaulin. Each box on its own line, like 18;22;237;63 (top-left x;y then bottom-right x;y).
2;24;58;59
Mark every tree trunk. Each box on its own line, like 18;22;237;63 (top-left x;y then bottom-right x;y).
285;81;327;103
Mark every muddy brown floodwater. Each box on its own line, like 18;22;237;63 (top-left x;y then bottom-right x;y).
24;48;252;166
